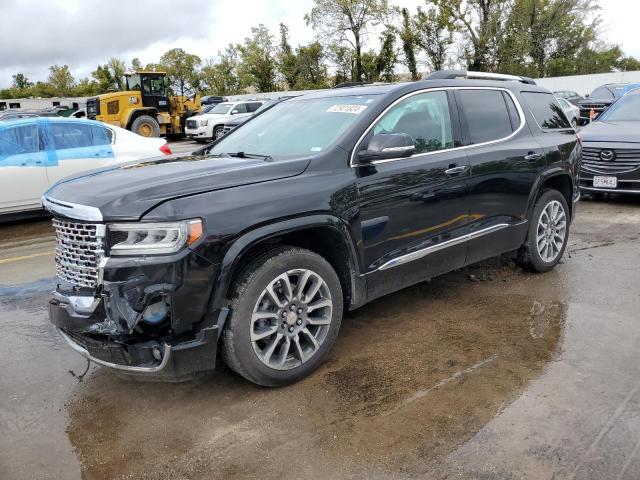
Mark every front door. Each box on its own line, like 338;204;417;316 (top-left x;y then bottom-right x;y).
0;122;49;214
355;90;470;300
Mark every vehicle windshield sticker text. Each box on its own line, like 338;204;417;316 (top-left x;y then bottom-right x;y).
327;104;368;114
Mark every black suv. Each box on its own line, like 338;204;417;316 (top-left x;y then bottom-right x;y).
44;70;580;386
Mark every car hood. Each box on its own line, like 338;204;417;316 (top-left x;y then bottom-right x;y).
580;121;640;143
44;154;311;221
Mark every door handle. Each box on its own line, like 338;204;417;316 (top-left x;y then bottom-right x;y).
444;165;469;176
524;152;544;161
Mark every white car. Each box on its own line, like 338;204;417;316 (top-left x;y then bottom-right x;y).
0;117;172;217
556;97;580;129
185;100;265;141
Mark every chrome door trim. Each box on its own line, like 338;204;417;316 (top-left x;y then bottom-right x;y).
350;87;527;168
42;195;103;221
376;223;512;271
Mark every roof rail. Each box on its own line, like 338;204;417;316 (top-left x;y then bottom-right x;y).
425;69;536;85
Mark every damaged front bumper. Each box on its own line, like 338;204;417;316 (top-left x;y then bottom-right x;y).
49;250;225;379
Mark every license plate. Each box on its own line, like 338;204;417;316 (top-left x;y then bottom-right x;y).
593;176;617;188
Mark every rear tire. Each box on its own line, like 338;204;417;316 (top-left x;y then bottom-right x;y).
222;246;343;387
131;115;160;138
517;189;570;273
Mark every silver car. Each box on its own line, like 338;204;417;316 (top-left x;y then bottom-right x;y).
556;97;580;129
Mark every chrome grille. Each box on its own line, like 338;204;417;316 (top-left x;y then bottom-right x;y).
581;147;640;174
53;219;105;288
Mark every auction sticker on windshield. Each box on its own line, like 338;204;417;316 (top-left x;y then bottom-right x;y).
327;104;368;114
593;176;617;188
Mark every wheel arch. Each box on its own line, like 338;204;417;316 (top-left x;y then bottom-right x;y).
527;169;575;220
211;215;365;313
124;108;158;130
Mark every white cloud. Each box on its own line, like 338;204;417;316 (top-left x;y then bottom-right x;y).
0;0;637;88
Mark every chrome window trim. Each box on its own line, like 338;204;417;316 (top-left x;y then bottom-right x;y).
376;222;515;271
42;195;103;221
350;86;527;167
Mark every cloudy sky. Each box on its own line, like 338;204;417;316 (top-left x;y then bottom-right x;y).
0;0;636;88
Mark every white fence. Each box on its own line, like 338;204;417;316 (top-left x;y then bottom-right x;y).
535;71;640;96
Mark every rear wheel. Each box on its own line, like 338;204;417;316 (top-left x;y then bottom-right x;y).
517;189;570;273
131;115;160;137
222;247;343;386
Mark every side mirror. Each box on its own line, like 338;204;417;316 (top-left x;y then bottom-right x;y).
357;133;415;163
585;93;590;98
231;109;239;115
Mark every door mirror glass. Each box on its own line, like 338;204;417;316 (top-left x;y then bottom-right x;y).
358;133;415;163
231;109;239;115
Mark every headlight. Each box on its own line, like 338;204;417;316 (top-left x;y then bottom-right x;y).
108;219;203;256
200;119;209;127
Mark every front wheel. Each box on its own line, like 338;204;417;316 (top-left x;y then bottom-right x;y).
130;115;160;137
213;125;224;139
222;247;343;386
517;189;570;273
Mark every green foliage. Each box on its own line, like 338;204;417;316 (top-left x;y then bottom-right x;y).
414;2;456;72
12;73;32;90
399;8;419;81
238;25;277;92
305;0;390;81
293;42;329;89
47;65;75;96
278;23;298;89
159;48;202;96
201;45;245;96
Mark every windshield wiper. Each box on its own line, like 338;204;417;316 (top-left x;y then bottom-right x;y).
221;152;272;161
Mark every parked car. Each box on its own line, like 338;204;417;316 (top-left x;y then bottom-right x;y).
185;100;265;141
555;97;580;129
44;71;579;385
221;96;298;136
0;110;59;121
0;117;171;218
554;90;583;105
577;83;640;125
578;88;640;196
201;96;227;106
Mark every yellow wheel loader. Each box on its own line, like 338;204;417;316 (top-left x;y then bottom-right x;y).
86;71;201;138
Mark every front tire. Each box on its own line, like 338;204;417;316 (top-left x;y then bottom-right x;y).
213;125;224;139
222;247;343;386
517;189;570;273
130;115;160;137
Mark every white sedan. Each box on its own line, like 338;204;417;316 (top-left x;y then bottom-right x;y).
0;117;172;217
556;97;580;129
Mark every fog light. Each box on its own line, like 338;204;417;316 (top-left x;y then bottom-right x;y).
143;301;168;324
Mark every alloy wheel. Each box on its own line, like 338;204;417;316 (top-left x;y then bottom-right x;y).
536;200;567;262
250;269;333;370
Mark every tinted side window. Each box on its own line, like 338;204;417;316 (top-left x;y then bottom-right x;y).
0;125;39;156
457;90;513;144
521;92;570;130
50;123;95;149
90;125;112;145
247;102;262;112
233;103;248;114
371;90;453;154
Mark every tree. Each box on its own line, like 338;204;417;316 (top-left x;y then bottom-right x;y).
47;65;75;96
328;43;353;85
12;73;32;90
305;0;390;81
415;3;456;72
375;29;398;82
294;41;329;89
106;58;127;90
399;8;420;80
201;45;245;95
238;25;277;92
443;0;511;71
131;58;143;70
278;23;298;89
159;48;202;96
91;64;116;92
616;55;640;72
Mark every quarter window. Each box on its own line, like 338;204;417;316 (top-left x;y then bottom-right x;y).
457;90;514;144
0;124;39;156
521;92;571;130
371;90;454;154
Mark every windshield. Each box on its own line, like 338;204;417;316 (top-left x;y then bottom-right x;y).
208;94;380;159
210;103;232;114
599;94;640;122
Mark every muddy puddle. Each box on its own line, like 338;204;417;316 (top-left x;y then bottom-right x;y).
64;258;566;479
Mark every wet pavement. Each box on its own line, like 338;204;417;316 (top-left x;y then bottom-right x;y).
1;196;639;479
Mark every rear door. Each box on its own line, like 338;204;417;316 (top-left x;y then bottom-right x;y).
45;121;115;184
356;89;470;300
0;122;49;213
455;88;542;264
